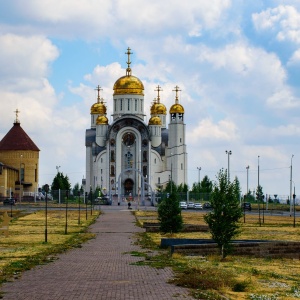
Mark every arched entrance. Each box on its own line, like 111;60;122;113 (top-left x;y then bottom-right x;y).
124;178;134;196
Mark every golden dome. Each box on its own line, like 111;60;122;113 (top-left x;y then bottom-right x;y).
170;103;184;114
91;102;107;114
151;102;167;115
148;116;162;126
96;115;109;125
113;75;144;96
156;103;167;115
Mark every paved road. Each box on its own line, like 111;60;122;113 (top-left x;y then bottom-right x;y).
0;205;193;300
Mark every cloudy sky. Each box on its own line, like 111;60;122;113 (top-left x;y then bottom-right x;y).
0;1;299;198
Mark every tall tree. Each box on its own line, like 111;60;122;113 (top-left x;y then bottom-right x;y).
191;175;213;193
204;169;243;259
51;172;71;191
158;192;183;233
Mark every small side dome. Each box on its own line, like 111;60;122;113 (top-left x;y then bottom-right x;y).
170;103;184;114
148;116;162;126
113;75;144;96
91;102;99;114
150;102;158;115
91;102;107;115
156;103;167;115
151;102;166;115
96;115;109;125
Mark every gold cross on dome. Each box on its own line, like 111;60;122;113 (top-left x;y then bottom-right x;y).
125;47;132;69
172;85;181;103
155;85;163;102
95;85;103;102
14;108;20;123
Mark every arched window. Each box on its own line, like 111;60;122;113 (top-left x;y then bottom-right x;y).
110;165;115;176
143;166;147;177
111;150;115;162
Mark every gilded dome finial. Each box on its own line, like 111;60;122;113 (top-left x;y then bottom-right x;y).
125;47;132;76
170;85;184;114
95;85;103;103
155;85;163;103
14;108;20;123
173;85;181;104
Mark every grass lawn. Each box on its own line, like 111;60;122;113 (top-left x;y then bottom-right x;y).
0;208;99;285
135;210;300;300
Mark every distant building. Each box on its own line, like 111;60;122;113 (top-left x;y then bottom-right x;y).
85;48;188;198
0;110;40;200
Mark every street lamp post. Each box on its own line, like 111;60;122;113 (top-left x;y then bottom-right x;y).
44;184;49;243
290;155;294;216
170;152;173;194
293;184;296;228
78;190;81;225
246;166;250;196
197;167;201;188
258;156;261;226
90;186;93;215
65;189;69;234
19;154;23;204
225;150;232;182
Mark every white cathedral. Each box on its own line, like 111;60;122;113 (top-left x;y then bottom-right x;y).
85;48;187;201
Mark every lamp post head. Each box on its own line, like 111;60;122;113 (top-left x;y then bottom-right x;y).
225;150;232;155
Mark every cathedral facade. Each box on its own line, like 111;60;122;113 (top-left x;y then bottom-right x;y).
85;48;187;200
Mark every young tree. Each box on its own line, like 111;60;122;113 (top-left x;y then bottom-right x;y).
204;169;243;259
177;183;189;193
158;192;183;234
163;180;177;194
200;175;213;193
256;185;264;225
72;183;80;196
256;185;264;203
191;175;213;201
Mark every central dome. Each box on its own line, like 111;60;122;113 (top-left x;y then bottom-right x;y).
113;75;144;96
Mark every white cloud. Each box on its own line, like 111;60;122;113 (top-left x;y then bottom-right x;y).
271;124;300;136
252;5;300;44
187;118;238;144
287;48;300;65
3;0;232;38
0;34;60;125
267;88;300;109
0;34;59;82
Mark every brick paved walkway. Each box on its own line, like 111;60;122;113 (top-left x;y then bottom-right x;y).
0;206;193;299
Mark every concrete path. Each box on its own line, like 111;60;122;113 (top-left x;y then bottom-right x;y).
0;205;193;299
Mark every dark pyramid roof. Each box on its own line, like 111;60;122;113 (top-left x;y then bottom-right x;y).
0;122;40;151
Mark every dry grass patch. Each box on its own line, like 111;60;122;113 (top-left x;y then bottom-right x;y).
134;210;300;299
0;209;99;284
